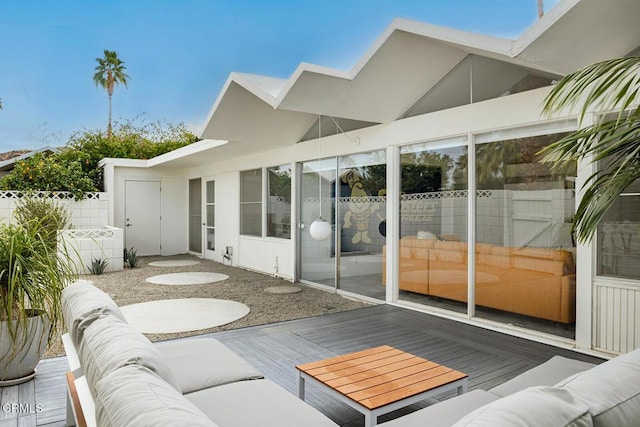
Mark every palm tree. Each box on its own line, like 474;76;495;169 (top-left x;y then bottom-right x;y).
541;57;640;242
93;50;130;138
538;0;544;18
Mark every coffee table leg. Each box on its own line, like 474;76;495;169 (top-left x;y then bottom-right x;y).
365;411;375;427
457;378;468;395
297;372;305;400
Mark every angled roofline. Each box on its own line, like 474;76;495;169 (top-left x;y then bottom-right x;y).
0;146;60;171
198;7;579;139
98;139;228;169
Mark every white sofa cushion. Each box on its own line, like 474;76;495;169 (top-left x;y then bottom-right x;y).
155;338;263;394
381;390;500;427
95;364;217;427
62;280;127;346
453;386;592;427
556;348;640;427
78;315;180;397
186;379;339;426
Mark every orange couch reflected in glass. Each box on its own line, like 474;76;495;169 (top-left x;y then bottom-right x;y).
383;237;576;324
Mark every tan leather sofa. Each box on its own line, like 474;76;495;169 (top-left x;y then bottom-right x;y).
383;237;576;323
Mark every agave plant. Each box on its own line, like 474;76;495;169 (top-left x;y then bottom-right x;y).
541;57;640;242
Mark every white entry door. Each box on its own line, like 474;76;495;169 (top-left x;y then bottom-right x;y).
125;180;161;255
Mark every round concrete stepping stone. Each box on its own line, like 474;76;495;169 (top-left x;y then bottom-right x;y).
148;260;201;267
145;272;228;285
264;286;302;294
120;298;250;334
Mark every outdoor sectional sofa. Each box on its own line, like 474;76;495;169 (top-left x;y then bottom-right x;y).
61;281;640;427
382;347;640;426
383;236;576;323
61;281;338;427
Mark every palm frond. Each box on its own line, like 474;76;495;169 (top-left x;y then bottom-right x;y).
543;57;640;124
541;57;640;242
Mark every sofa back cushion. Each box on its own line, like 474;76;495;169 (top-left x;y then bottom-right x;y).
452;386;592;427
78;315;180;398
96;364;217;427
556;348;640;427
62;280;127;346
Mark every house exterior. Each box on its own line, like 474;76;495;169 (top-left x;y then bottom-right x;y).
99;0;640;357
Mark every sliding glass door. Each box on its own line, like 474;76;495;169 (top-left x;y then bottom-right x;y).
337;150;386;299
298;158;336;289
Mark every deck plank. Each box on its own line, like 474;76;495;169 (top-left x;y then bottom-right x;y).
27;304;603;426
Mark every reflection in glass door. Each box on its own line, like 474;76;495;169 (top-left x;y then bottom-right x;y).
189;178;202;253
298;158;336;289
337;150;386;299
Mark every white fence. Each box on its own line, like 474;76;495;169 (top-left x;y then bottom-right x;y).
62;226;124;274
0;191;109;227
0;191;122;274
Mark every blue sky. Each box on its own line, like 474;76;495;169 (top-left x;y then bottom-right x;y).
0;0;559;152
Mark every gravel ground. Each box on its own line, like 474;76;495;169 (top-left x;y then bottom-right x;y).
45;255;371;358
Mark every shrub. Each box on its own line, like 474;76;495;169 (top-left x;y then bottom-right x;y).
88;258;108;275
13;195;70;249
0;153;97;199
124;247;140;268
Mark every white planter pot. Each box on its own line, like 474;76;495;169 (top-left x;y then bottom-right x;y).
0;311;50;385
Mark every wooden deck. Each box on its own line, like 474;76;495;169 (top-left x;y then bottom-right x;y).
5;304;603;427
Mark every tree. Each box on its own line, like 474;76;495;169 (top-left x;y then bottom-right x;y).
0;98;3;110
541;57;640;242
538;0;544;18
93;50;130;138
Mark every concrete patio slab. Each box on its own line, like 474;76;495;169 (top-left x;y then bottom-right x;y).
120;298;250;334
148;260;201;267
145;272;229;285
264;286;302;294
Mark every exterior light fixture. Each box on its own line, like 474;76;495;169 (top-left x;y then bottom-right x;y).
310;115;332;241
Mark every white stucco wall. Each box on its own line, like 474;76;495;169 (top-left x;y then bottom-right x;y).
111;166;188;256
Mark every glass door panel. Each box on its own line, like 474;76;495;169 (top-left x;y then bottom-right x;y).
299;158;336;288
398;140;468;313
337;150;387;299
188;178;202;253
474;131;576;338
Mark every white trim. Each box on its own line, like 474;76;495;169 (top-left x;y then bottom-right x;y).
386;145;400;303
574;113;596;351
467;132;476;319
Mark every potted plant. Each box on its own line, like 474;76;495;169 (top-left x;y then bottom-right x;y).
0;197;76;385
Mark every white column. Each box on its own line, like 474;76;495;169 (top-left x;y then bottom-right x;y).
290;161;299;283
467;133;476;319
575;117;596;350
386;145;400;303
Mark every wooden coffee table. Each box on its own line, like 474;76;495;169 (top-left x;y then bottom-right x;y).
296;345;468;426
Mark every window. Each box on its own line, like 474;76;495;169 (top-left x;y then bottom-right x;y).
597;178;640;280
267;165;292;239
474;130;577;333
240;169;262;236
206;180;215;250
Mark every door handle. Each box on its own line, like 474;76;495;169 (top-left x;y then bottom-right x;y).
298;222;305;230
126;223;132;227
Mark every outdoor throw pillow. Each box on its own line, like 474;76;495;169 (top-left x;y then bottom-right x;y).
452;386;593;427
556;347;640;427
